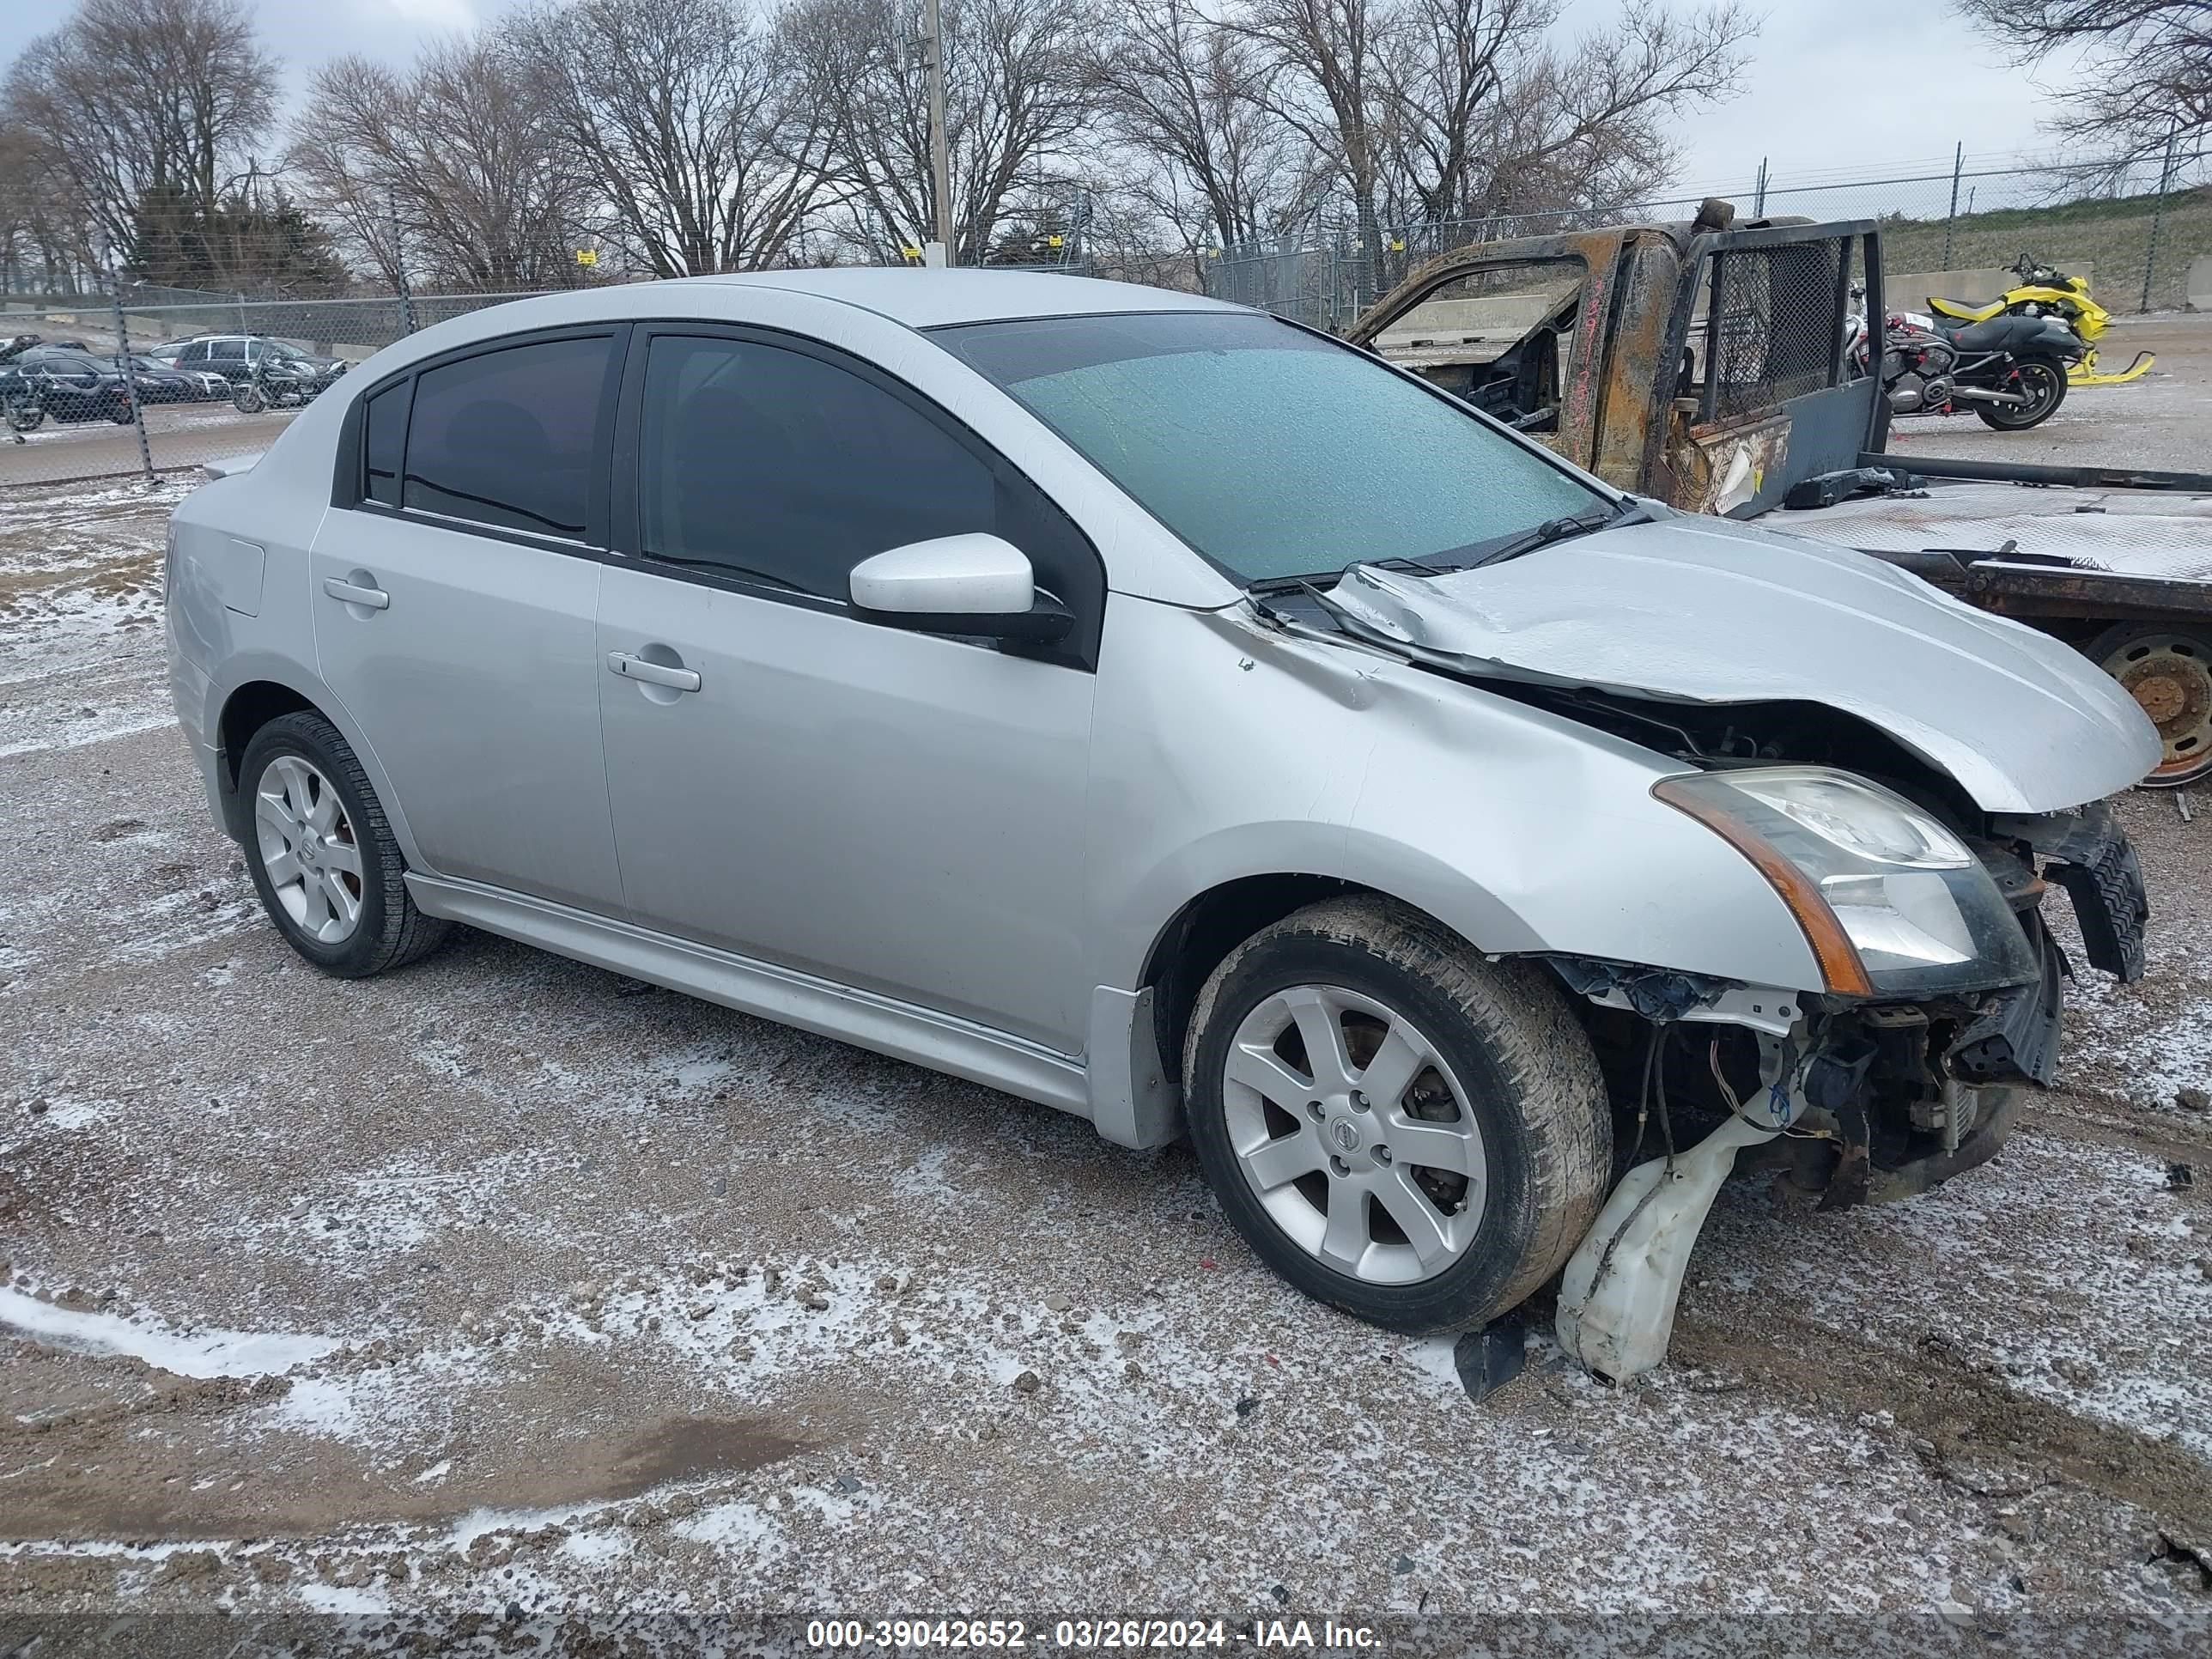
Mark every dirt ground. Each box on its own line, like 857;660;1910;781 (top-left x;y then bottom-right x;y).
0;337;2209;1655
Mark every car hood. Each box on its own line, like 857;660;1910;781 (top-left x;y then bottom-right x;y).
1316;510;2159;813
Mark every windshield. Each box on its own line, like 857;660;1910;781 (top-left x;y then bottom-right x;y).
930;310;1607;583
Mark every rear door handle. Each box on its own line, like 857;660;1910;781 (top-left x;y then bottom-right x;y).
322;576;389;610
606;651;702;693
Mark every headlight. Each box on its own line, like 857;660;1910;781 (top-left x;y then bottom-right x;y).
1655;766;2037;998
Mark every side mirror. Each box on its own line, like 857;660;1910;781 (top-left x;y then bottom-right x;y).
848;532;1073;643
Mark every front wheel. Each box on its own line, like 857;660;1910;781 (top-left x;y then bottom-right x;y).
2090;623;2212;787
1975;355;2067;429
238;711;451;976
233;383;267;414
3;393;43;433
1182;896;1613;1334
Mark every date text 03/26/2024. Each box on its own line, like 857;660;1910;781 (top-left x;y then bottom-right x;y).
805;1619;1382;1650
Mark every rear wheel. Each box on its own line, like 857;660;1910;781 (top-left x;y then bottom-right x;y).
239;711;451;976
1182;895;1613;1334
2090;623;2212;787
1975;355;2067;429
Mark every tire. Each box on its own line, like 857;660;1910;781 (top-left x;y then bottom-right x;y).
2088;622;2212;787
1975;354;2067;429
3;396;43;434
1182;895;1613;1334
108;403;134;424
237;711;450;977
233;383;266;414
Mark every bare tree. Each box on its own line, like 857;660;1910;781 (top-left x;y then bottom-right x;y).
1224;0;1395;289
1952;0;2211;158
287;38;590;290
509;0;835;276
783;0;1100;264
1222;0;1751;299
0;0;276;273
1091;0;1326;257
1383;0;1754;227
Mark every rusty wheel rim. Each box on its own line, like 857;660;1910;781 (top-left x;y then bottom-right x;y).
2105;632;2212;785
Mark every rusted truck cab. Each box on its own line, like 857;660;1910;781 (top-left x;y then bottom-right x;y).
1347;210;1882;516
1347;212;2212;786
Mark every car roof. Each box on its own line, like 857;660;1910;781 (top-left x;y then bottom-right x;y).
658;268;1237;330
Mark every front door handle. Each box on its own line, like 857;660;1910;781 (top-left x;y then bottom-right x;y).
606;651;702;692
322;576;389;610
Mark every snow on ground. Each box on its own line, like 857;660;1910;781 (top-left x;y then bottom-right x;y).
0;1285;340;1380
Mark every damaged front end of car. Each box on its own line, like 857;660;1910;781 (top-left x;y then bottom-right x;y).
1539;781;2147;1382
1259;528;2158;1380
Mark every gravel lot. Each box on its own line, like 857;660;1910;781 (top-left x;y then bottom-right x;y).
1;337;2209;1655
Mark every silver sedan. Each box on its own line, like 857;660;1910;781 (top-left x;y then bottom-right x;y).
163;270;2155;1370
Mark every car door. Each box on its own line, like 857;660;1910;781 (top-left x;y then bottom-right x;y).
594;326;1103;1053
310;325;630;915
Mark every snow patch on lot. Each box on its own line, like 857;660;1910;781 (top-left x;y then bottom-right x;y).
0;1285;340;1379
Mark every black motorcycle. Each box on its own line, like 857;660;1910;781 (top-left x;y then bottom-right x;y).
1845;295;2082;431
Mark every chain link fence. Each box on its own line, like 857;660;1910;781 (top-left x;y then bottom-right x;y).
1205;147;2212;332
2;283;562;489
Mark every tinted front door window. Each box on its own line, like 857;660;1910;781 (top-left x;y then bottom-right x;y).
637;334;995;598
403;335;612;538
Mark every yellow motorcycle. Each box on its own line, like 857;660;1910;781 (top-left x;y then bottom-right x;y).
1924;253;2154;386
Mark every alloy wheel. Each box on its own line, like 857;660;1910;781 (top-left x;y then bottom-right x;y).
1221;984;1486;1285
253;755;365;944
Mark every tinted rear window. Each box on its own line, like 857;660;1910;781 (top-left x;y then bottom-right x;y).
401;336;612;538
364;381;409;507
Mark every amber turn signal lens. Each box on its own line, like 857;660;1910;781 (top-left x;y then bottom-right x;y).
1653;778;1876;998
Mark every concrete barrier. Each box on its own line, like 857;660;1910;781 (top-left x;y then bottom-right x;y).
2189;255;2212;312
1887;264;2094;310
1371;293;1560;354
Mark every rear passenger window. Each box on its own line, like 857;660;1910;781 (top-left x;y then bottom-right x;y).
403;335;613;538
637;335;996;599
363;381;408;507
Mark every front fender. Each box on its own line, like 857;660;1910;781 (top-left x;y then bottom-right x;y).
1087;600;1823;1001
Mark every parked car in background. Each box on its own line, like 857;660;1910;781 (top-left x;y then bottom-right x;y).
127;353;230;403
164;273;2155;1370
12;343;191;410
0;349;136;428
157;335;347;411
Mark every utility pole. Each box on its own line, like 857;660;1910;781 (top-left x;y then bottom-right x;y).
1942;141;1964;270
924;0;953;267
2142;115;2181;313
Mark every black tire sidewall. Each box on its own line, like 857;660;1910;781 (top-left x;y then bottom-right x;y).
1978;356;2064;428
237;717;398;975
1185;931;1553;1333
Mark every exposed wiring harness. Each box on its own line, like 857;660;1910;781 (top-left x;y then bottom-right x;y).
1708;1035;1834;1142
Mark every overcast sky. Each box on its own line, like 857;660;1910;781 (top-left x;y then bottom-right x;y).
0;0;2088;196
